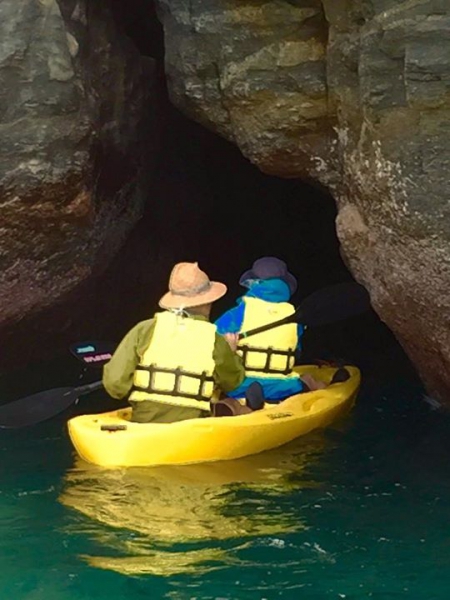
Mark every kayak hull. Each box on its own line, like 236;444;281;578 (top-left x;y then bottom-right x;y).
67;365;360;467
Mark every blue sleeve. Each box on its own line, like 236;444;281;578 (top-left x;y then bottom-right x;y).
215;303;245;334
296;324;304;350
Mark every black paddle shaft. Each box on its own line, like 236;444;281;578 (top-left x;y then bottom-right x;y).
238;282;370;340
70;283;371;352
238;312;297;340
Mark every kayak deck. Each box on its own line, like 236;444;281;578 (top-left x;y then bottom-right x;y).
67;365;360;467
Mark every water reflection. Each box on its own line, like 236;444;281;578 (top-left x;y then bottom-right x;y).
59;433;330;576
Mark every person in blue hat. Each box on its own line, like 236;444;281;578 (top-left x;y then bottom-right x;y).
215;257;326;408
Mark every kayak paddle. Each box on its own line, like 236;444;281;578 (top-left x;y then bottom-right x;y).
0;343;116;428
239;281;370;339
0;381;103;429
71;283;371;352
0;281;370;429
69;341;116;367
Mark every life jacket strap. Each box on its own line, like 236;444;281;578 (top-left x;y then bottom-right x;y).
238;344;295;375
133;364;215;402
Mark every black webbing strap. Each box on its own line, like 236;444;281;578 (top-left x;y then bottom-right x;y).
133;364;214;402
238;345;295;375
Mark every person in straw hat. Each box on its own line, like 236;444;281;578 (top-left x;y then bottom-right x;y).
103;262;246;423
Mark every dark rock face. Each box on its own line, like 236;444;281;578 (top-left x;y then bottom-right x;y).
156;0;336;181
329;0;450;402
0;0;154;329
156;0;450;401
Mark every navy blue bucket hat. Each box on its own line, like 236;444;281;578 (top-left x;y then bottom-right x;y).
239;257;298;295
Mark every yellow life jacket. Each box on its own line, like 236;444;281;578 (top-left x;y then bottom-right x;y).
238;297;298;378
129;311;216;411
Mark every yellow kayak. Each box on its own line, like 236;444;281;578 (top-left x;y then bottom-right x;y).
67;365;360;467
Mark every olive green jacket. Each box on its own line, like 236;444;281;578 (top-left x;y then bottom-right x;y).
103;314;245;400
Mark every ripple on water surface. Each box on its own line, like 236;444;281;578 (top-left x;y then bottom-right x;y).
2;374;450;599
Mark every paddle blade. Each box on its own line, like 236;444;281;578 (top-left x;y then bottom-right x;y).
70;341;117;367
298;282;371;328
0;387;81;429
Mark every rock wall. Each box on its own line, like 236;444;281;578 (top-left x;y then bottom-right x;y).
0;0;154;329
329;1;450;401
156;0;450;401
156;0;337;181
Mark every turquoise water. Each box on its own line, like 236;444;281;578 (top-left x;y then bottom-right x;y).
1;358;450;599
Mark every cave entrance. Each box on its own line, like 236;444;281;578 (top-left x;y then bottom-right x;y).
146;107;351;307
104;0;350;306
0;0;420;398
99;102;401;373
97;0;407;374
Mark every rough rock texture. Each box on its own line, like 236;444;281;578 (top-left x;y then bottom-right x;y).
157;0;450;402
329;1;450;403
0;0;154;330
156;0;336;181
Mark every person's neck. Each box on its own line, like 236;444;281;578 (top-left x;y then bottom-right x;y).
186;305;211;319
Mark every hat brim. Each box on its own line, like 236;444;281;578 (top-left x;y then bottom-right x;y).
159;281;227;309
238;268;256;287
239;270;297;295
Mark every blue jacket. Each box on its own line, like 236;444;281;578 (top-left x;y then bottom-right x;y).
215;279;304;347
215;279;305;401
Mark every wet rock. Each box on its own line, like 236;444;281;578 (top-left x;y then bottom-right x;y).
331;1;450;402
156;0;336;182
157;0;450;402
0;0;154;330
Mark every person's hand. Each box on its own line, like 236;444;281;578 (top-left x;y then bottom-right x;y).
223;333;239;352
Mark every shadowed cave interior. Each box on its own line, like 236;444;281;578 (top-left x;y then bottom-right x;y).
0;0;420;394
85;0;417;381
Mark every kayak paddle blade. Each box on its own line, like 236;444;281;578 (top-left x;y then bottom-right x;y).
0;380;103;429
70;341;117;367
0;387;82;429
238;281;371;339
298;282;371;328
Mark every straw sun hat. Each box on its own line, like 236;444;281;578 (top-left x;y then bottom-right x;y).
159;262;227;309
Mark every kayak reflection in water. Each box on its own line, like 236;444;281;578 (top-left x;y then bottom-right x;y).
215;257;349;408
59;435;327;576
102;262;246;423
